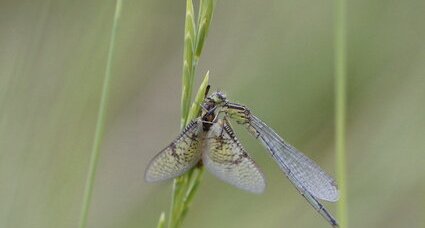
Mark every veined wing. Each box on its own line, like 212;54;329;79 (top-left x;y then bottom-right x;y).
246;114;339;226
203;119;266;194
145;118;202;182
247;115;338;201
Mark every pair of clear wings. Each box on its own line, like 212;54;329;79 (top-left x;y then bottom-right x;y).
145;115;339;202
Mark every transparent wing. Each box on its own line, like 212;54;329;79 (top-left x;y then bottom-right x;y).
203;119;266;194
144;118;202;182
247;115;339;201
246;115;339;227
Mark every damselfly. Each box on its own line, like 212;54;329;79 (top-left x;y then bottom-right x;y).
145;91;339;227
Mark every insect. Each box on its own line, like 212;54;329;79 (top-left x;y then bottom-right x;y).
145;91;339;227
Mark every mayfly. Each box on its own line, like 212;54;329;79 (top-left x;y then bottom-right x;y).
145;91;339;227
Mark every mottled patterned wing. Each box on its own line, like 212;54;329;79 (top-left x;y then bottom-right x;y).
145;118;202;182
203;119;265;194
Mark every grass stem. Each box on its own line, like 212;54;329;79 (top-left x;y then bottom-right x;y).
335;0;348;227
78;1;122;228
164;1;214;227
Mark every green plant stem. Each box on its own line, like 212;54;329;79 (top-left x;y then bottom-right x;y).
156;212;166;228
78;1;122;228
180;0;196;127
335;0;348;227
157;1;214;227
168;74;209;228
165;1;214;227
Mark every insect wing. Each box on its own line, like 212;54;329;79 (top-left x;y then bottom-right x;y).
246;115;339;227
247;115;339;201
203;120;266;194
145;119;202;182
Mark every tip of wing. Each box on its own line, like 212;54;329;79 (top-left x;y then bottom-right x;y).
222;175;266;194
245;180;266;194
203;156;267;195
144;166;161;183
315;183;339;202
144;163;184;183
144;161;175;183
320;192;339;202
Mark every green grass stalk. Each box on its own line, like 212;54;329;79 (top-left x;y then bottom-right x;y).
78;1;122;228
156;212;166;228
335;0;348;227
162;1;215;228
168;74;209;228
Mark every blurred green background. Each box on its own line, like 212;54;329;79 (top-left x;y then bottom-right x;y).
1;0;425;227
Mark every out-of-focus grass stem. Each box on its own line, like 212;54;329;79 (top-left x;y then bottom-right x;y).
335;0;348;227
78;1;122;228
